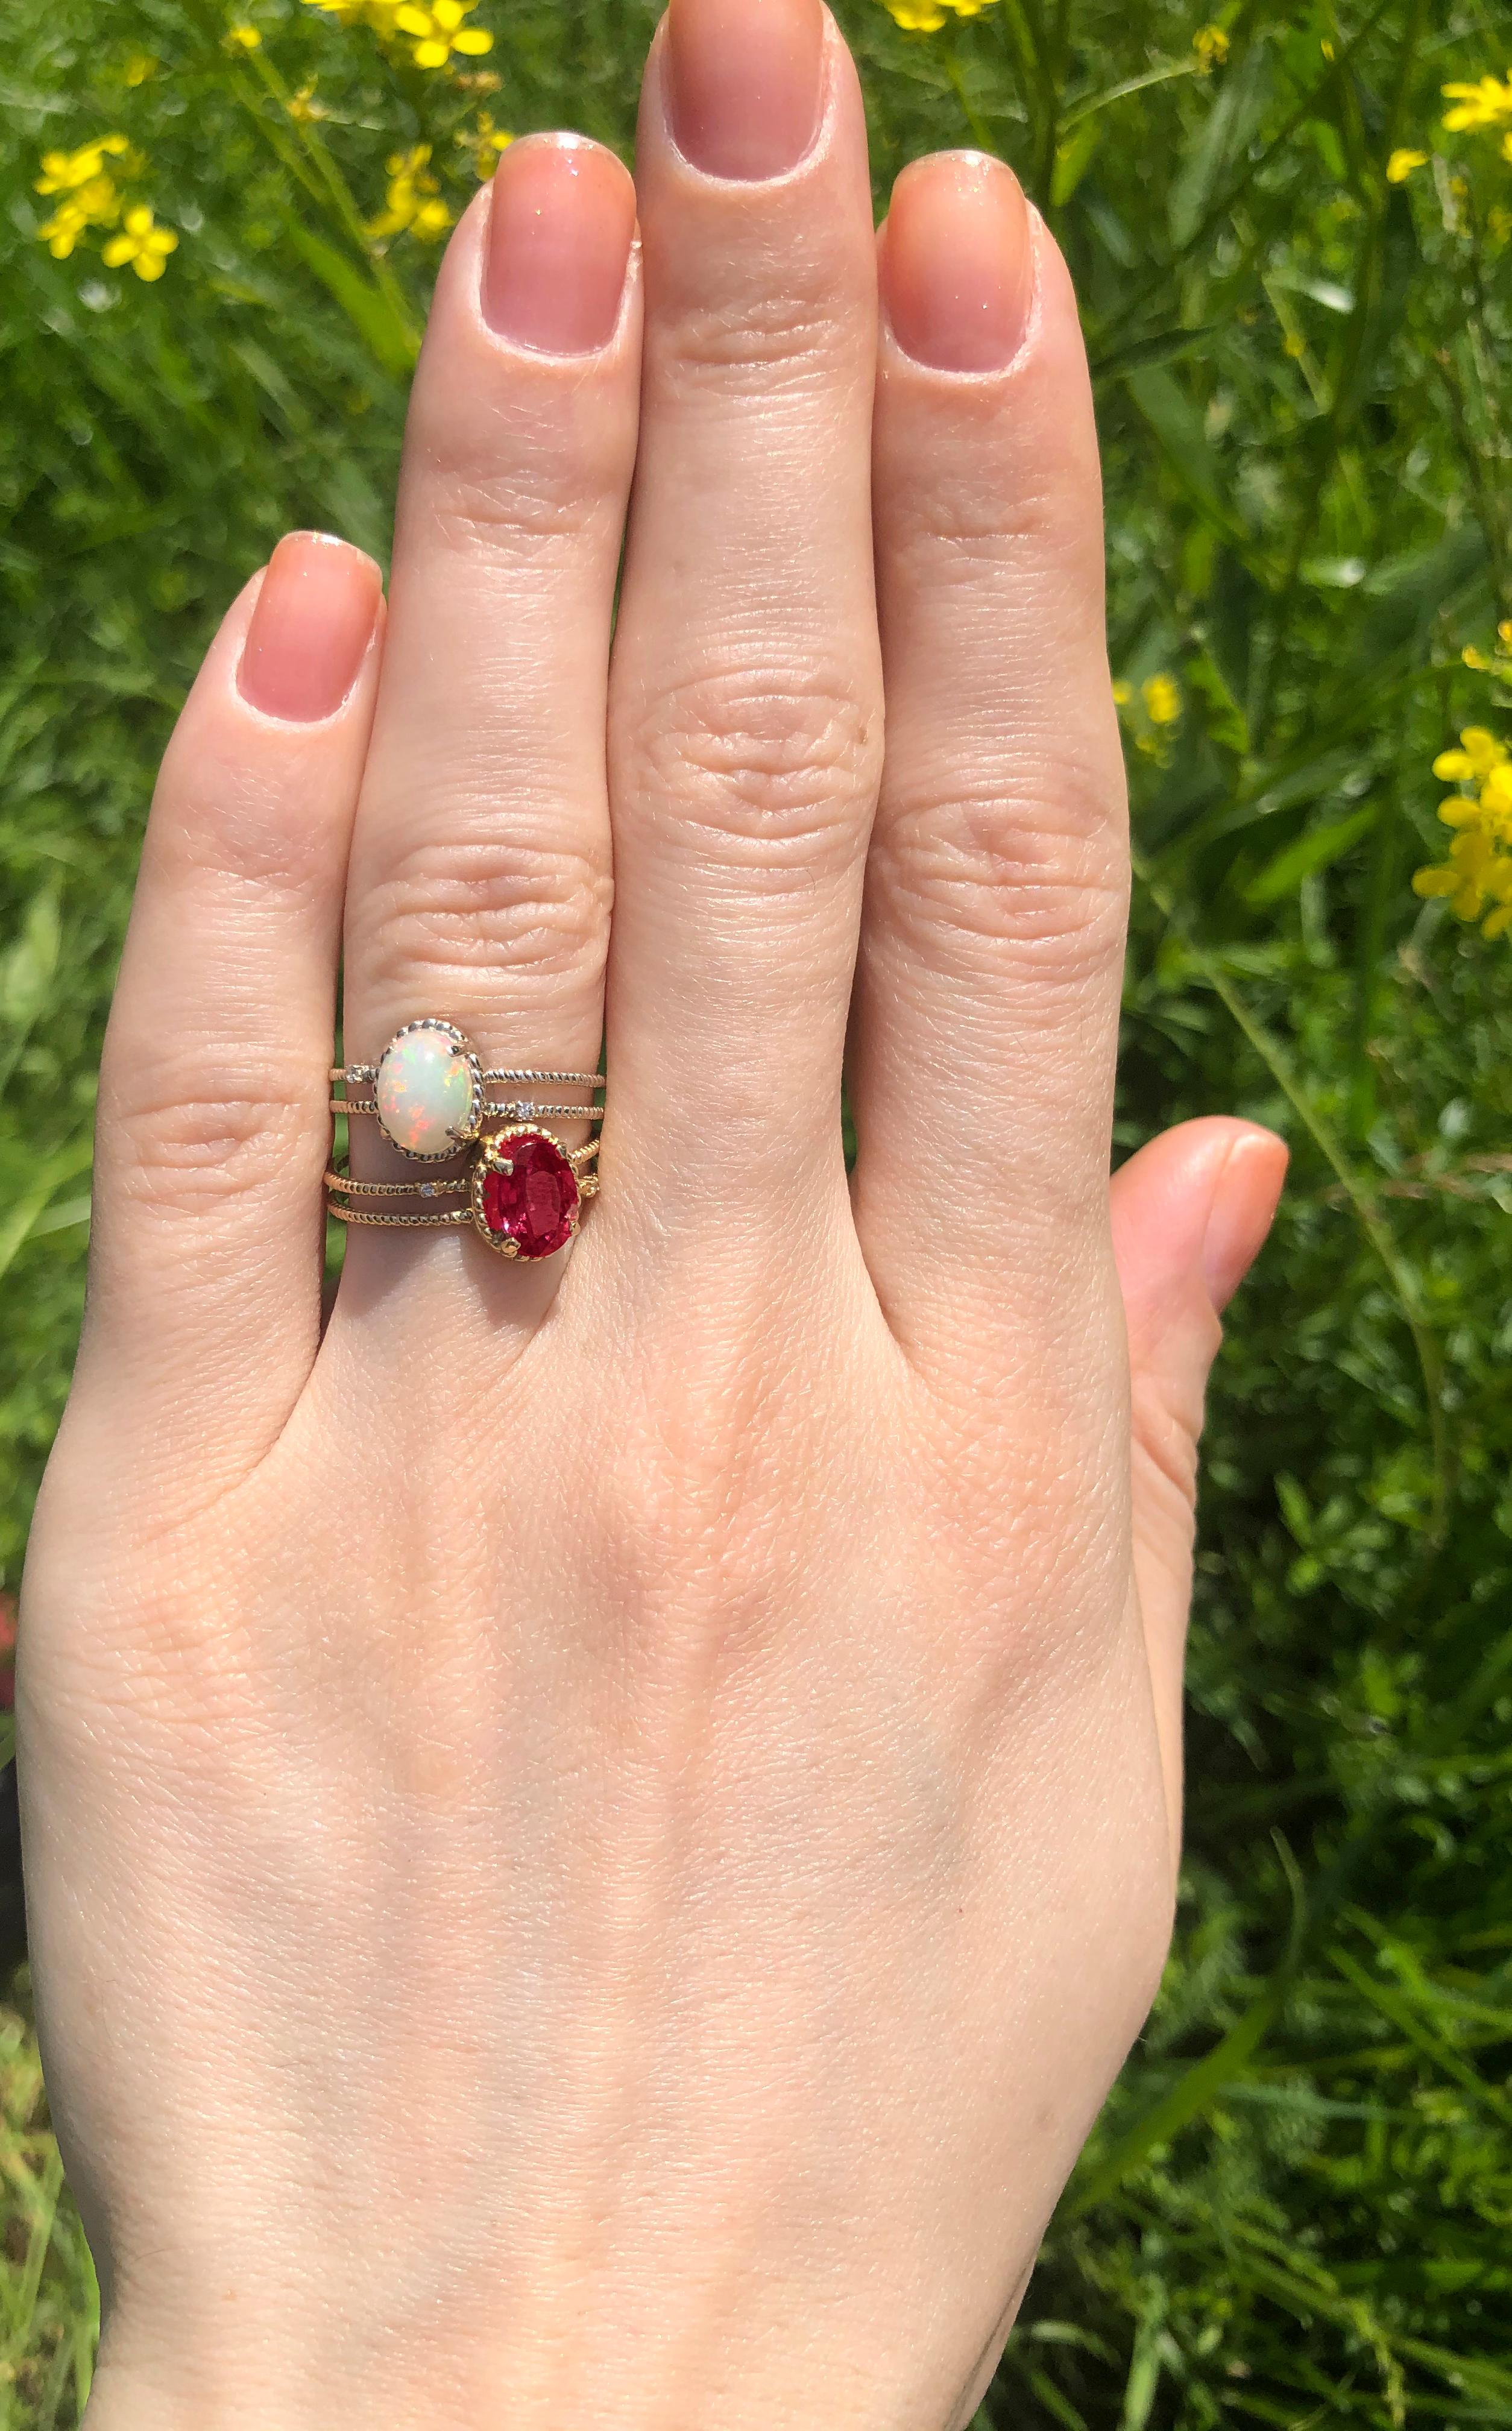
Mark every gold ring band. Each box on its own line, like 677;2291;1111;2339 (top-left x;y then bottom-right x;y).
326;1020;604;1260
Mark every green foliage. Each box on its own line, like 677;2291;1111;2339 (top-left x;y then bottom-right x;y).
1;0;1510;2420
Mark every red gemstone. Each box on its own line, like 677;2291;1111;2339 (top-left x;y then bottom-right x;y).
479;1131;579;1259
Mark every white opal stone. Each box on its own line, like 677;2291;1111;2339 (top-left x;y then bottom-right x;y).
374;1026;475;1158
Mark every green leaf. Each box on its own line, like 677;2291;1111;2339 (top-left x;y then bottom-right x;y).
1051;116;1102;207
283;222;419;379
1244;804;1378;904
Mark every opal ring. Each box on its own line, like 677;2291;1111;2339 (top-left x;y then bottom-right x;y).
326;1018;602;1261
330;1016;602;1159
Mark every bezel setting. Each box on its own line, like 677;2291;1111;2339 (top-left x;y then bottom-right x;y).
372;1018;484;1162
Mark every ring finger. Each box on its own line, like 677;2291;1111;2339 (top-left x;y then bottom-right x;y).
336;135;640;1310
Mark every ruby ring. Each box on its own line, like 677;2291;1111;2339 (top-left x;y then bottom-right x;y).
326;1020;603;1260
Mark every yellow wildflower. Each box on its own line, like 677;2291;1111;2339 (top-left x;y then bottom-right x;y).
1499;622;1512;652
394;0;493;68
1463;646;1493;670
1441;73;1512;133
1110;679;1132;707
123;55;159;84
1432;727;1507;783
1414;724;1512;939
35;134;129;195
1386;147;1427;182
943;0;997;17
34;144;125;257
101;204;179;282
38;199;92;259
469;112;513;177
1142;673;1182;726
227;22;262;46
288;81;327;121
369;145;453;239
884;0;947;28
1193;24;1229;70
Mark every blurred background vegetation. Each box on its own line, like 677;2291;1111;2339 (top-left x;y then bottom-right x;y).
2;0;1511;2420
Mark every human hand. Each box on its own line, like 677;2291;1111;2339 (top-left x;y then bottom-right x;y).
20;0;1285;2421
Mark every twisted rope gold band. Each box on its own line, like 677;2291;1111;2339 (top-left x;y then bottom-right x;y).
330;1064;602;1089
327;1205;472;1229
331;1099;604;1122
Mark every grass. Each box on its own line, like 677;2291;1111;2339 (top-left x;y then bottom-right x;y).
2;0;1511;2420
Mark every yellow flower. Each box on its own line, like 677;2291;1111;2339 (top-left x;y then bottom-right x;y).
1414;827;1512;935
884;0;947;28
37;200;92;258
468;111;513;177
35;134;129;195
1441;73;1512;133
394;0;493;68
1432;727;1508;783
227;22;262;46
942;0;996;17
1499;621;1512;651
1193;24;1229;70
1463;645;1493;670
36;165;122;257
1386;147;1427;182
123;54;158;85
369;144;454;239
1142;673;1181;725
101;203;179;282
1416;722;1512;938
287;81;327;121
1110;679;1132;707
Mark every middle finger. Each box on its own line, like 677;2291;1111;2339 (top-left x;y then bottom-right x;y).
604;0;882;1252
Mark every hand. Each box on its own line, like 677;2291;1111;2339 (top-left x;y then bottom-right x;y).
20;0;1284;2421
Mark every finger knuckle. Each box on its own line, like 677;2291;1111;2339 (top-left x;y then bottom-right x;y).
657;285;861;400
411;392;624;560
358;833;611;992
874;758;1128;976
617;660;879;874
157;754;340;900
109;1062;313;1216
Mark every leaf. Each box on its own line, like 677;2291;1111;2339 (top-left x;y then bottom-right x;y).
1168;40;1271;251
283;222;419;379
1052;116;1102;207
0;1136;92;1287
1123;365;1247;544
1244;804;1378;904
0;888;59;1032
1092;323;1219;382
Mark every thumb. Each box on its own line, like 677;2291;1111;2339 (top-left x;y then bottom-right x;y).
1110;1118;1288;1815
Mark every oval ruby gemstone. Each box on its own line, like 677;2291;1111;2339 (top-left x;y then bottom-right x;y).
479;1131;579;1259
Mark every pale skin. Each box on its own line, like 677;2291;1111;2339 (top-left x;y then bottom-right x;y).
19;0;1288;2421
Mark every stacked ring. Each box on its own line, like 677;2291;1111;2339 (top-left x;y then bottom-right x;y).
326;1018;602;1260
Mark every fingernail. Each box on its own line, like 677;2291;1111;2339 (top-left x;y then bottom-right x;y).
667;0;824;180
483;134;637;353
1201;1132;1288;1313
882;153;1033;373
238;532;382;724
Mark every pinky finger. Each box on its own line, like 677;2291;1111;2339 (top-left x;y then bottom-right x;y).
76;532;383;1485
